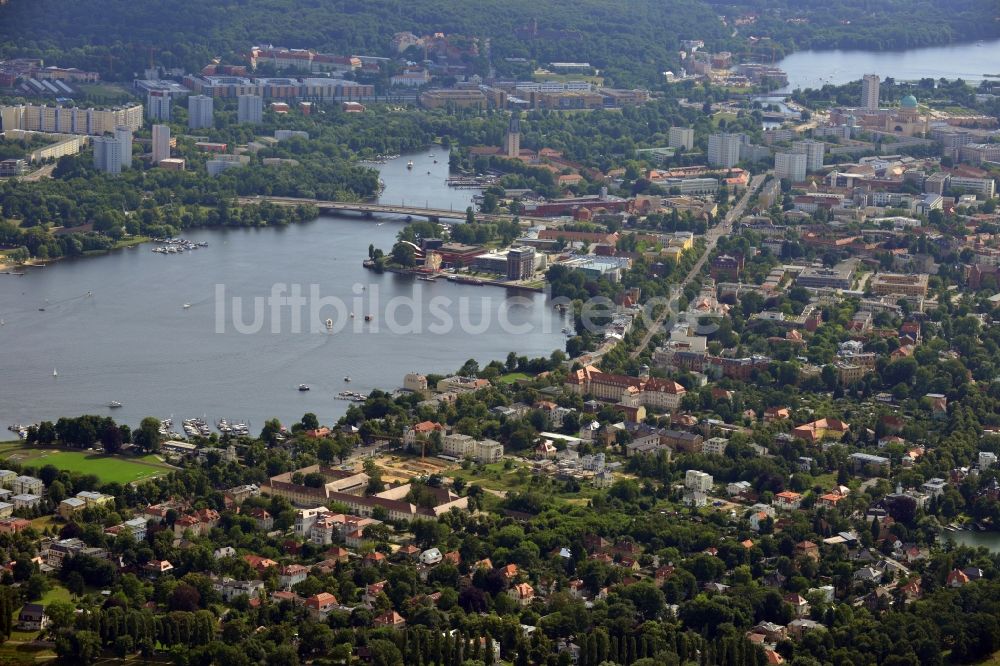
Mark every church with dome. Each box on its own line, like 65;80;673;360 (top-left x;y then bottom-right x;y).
878;94;929;136
830;92;929;138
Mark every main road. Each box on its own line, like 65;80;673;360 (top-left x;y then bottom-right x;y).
627;171;768;360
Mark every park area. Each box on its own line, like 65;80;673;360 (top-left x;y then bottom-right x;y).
0;442;173;484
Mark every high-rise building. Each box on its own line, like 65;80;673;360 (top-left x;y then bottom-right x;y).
707;133;741;168
237;94;264;124
93;135;124;174
151;124;171;164
115;125;133;169
668;127;695;151
505;113;521;159
188;95;214;129
792;139;825;172
506;247;535;281
774;152;807;183
861;74;880;111
147;90;172;121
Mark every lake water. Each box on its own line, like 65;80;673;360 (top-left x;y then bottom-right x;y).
941;529;1000;554
777;38;1000;92
0;152;567;431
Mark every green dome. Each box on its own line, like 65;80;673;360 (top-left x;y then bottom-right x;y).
900;95;918;109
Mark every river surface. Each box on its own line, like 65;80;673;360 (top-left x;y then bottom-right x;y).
0;151;567;431
776;38;1000;92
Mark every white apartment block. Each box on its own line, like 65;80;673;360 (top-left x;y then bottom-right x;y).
684;469;713;493
668;127;695;150
441;434;504;464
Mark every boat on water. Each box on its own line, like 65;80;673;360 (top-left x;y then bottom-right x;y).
298;384;310;392
52;368;58;377
417;275;436;282
406;160;414;169
108;401;122;408
344;376;351;382
183;303;191;309
350;312;355;319
325;318;334;329
364;314;373;322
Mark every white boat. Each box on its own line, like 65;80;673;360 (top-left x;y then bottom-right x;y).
406;160;414;169
108;401;122;408
298;384;310;392
325;318;334;329
344;376;351;382
52;368;58;377
183;303;191;309
350;312;355;318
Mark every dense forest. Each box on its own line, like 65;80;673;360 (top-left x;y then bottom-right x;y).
0;0;729;88
3;0;997;89
707;0;1000;53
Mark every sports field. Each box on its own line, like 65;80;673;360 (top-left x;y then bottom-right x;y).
0;443;173;484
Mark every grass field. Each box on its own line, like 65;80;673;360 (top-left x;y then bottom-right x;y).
497;372;531;385
0;444;173;484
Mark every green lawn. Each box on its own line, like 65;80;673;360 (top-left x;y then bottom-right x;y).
0;445;173;484
497;372;531;385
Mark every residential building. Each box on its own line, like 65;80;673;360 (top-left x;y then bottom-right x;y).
701;437;729;456
92;134;124;174
188;94;214;129
147;90;172;121
796;266;852;290
708;133;741;168
441;433;504;464
237;94;264;124
792;140;825;172
774;491;803;511
115;125;132;169
849;452;891;475
775;152;807;182
18;604;49;631
0;104;142;136
304;592;339;619
279;564;309;589
0;470;15;488
980;452;998;470
506;246;534;280
668;126;695;150
151;124;170;164
213;577;265;602
0;158;26;177
792;418;850;444
861;74;880;111
0;517;30;535
564;365;686;412
0;502;12;519
206;154;250;176
57;497;86;519
508;582;535;607
949;175;995;199
921;478;947;497
685;470;713;493
12;475;43;495
870;273;929;297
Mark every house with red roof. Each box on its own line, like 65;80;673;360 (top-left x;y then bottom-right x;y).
304;592;339;619
373;610;406;628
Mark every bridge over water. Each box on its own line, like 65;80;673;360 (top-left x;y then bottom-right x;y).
238;196;554;226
